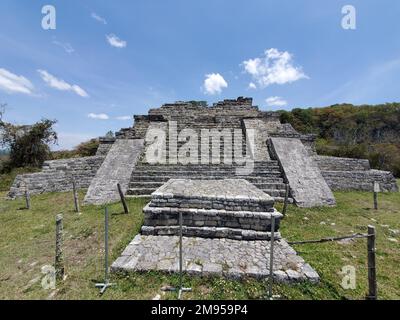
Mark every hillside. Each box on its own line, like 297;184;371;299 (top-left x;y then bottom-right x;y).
280;103;400;177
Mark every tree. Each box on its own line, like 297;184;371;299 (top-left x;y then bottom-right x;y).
105;130;114;138
0;118;58;168
74;138;99;157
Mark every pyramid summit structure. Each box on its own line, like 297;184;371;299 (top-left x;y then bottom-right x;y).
9;97;398;208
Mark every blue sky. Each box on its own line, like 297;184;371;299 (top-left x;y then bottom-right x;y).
1;0;400;149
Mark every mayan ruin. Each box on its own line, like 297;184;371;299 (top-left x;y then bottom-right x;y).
1;2;400;305
8;97;398;206
5;97;398;284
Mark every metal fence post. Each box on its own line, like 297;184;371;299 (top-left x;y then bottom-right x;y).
95;207;115;294
161;211;191;299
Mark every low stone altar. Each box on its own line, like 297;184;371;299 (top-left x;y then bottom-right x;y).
111;179;319;283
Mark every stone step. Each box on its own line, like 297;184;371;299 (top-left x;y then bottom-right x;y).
129;181;287;190
135;161;280;167
257;189;286;197
127;187;158;195
130;170;283;176
143;204;282;232
141;225;281;241
273;196;294;203
129;176;285;183
134;163;280;170
251;182;286;189
127;187;289;199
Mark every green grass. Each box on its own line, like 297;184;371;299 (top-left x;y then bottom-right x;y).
0;182;399;300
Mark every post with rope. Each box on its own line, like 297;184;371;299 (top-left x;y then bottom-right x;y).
268;215;275;299
25;184;31;210
373;182;380;210
95;207;116;294
72;179;80;213
162;211;192;299
117;183;129;214
55;214;64;282
366;225;377;300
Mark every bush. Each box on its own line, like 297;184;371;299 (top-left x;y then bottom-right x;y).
50;138;100;160
0;119;57;169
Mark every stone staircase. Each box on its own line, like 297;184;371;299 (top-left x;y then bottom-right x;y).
127;121;293;202
127;162;291;202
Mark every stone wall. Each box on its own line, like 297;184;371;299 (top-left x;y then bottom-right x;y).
322;170;398;192
8;156;105;199
315;155;398;192
315;155;370;171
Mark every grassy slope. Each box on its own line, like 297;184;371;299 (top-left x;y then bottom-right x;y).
0;184;399;300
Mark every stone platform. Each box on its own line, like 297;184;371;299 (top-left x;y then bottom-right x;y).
111;235;319;283
151;179;275;212
112;179;319;283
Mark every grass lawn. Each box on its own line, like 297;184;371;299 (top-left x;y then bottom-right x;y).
0;182;399;300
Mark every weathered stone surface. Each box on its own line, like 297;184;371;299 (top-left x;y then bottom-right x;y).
95;137;116;156
8;156;105;199
9;97;397;204
315;155;398;192
315;155;370;171
111;235;319;283
243;119;271;161
269;137;336;207
143;204;282;232
141;225;281;241
84;139;144;205
151;179;275;212
321;170;398;192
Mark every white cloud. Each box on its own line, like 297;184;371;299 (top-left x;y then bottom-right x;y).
265;96;288;107
52;40;74;54
88;113;109;120
248;82;257;89
116;116;131;121
54;132;95;151
242;48;308;88
0;68;34;95
37;69;89;97
106;34;127;48
91;12;107;25
203;73;228;95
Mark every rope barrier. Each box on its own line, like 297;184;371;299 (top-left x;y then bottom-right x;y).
288;233;371;245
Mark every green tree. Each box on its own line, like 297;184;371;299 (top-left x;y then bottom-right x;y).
0;118;58;168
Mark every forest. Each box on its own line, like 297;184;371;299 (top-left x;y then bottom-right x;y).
280;103;400;177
